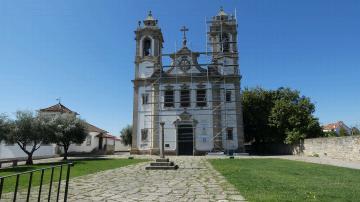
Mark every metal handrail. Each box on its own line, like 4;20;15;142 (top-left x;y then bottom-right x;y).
0;162;74;202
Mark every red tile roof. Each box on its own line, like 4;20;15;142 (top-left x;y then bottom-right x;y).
322;121;348;130
40;103;108;134
83;122;108;134
40;103;79;115
96;133;117;139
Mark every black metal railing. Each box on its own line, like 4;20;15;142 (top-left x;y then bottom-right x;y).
0;162;74;202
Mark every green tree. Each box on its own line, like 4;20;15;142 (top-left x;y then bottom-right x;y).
242;87;323;145
0;114;11;142
242;87;275;143
339;127;349;136
324;131;337;137
120;125;132;146
351;127;360;136
49;114;87;160
5;111;51;165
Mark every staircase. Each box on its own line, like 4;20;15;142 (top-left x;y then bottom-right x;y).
145;158;179;170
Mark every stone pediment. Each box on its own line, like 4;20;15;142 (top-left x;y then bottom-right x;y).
179;110;192;121
173;110;198;126
166;47;205;75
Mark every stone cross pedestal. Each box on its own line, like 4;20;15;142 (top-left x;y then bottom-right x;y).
160;122;165;159
145;122;178;170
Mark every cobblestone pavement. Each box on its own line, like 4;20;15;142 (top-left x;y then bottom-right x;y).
2;156;246;202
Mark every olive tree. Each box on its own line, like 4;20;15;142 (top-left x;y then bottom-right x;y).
120;125;132;146
339;127;349;136
5;111;51;165
0;114;11;142
49;114;87;160
351;126;360;136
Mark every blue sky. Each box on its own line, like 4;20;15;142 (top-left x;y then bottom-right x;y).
0;0;359;135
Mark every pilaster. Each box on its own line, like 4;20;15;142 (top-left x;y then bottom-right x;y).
234;79;245;152
212;83;223;151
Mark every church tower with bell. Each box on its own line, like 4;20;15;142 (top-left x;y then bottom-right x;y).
132;8;245;155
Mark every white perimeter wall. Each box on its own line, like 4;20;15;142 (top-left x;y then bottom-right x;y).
68;132;100;153
115;140;130;151
0;142;56;160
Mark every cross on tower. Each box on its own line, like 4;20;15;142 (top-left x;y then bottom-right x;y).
180;26;189;46
56;97;62;104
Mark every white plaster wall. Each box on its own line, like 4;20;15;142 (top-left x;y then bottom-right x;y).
220;83;238;150
138;61;154;78
137;86;153;150
136;81;241;153
115;139;130;151
67;132;99;153
0;142;56;160
158;111;178;151
157;82;214;152
193;114;214;151
217;58;236;75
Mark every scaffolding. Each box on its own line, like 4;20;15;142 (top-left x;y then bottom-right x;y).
137;10;242;155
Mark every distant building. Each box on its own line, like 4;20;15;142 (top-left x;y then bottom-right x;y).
322;121;351;135
39;103;129;154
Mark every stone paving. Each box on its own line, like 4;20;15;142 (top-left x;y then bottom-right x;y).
2;156;246;202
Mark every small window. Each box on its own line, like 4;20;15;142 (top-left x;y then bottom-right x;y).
227;128;233;140
165;144;170;148
226;90;232;102
141;129;148;141
143;38;152;56
196;89;207;107
164;90;174;107
142;94;149;105
180;89;190;107
86;135;92;146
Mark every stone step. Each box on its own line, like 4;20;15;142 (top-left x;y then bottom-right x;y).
145;165;179;170
150;162;174;166
155;158;169;163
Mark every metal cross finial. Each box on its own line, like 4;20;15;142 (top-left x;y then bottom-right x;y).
180;26;189;46
180;26;189;40
56;97;61;104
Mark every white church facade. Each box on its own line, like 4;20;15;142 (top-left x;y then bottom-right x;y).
131;8;245;155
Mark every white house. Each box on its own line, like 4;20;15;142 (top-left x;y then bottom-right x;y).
0;103;129;160
322;121;352;135
39;103;126;155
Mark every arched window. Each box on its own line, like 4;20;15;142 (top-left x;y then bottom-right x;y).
220;33;230;52
143;38;152;56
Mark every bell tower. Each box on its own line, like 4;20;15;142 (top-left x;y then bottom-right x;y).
134;11;164;78
208;7;238;75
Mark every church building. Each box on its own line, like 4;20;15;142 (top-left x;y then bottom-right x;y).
131;8;245;155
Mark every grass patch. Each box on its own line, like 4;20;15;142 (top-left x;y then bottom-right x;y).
0;158;147;193
209;158;360;202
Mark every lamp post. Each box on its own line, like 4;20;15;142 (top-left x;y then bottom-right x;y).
160;122;165;159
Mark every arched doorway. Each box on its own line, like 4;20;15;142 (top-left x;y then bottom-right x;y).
177;124;193;155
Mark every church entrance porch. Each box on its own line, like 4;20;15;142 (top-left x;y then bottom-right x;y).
177;124;194;155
